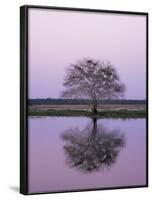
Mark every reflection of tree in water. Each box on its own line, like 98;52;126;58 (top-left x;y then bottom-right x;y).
61;118;125;173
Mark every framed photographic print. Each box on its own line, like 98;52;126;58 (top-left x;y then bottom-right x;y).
20;5;148;195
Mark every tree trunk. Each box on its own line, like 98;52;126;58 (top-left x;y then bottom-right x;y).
92;104;97;114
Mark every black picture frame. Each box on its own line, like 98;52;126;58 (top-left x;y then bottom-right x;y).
20;5;148;195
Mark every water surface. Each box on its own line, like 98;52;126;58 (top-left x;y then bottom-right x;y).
28;117;146;193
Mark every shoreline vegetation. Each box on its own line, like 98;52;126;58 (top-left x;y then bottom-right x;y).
28;99;146;118
29;98;146;105
29;109;146;118
28;104;146;118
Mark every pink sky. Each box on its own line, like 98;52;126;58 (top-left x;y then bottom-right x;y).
28;8;146;99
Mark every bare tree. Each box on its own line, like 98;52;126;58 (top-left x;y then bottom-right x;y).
61;118;125;172
61;58;125;114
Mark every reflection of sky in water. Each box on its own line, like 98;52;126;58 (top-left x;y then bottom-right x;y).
28;117;146;193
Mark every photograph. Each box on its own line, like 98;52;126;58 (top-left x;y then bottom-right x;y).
22;6;148;194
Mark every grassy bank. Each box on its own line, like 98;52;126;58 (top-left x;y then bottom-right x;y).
28;109;146;118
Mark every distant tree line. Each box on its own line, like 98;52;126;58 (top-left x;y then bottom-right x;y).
28;98;146;105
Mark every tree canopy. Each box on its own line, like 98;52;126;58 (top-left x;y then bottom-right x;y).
61;58;125;113
61;58;125;99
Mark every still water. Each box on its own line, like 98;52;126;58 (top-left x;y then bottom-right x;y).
28;117;146;193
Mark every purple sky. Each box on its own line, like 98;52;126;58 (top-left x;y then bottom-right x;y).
28;8;146;99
